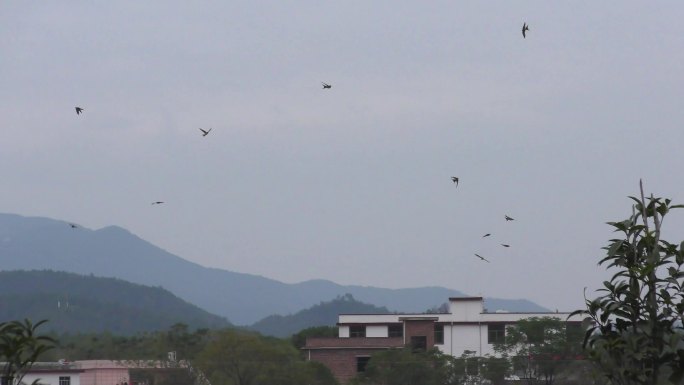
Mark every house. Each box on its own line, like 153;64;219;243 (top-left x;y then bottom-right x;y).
18;360;194;385
303;296;584;384
19;361;129;385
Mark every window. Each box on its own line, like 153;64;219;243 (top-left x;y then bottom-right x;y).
356;356;370;372
59;377;71;385
488;324;506;344
388;324;403;337
434;324;444;345
410;336;427;351
350;325;365;338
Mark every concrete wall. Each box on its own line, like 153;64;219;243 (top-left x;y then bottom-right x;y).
79;368;129;385
448;298;483;321
22;373;81;385
365;325;387;338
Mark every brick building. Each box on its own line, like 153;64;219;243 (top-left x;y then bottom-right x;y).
303;297;583;384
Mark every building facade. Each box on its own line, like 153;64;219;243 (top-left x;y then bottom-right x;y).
303;297;584;384
20;361;130;385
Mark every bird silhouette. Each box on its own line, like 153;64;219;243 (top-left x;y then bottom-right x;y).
75;107;84;115
321;82;332;89
151;201;164;205
199;128;212;137
505;215;514;221
522;22;529;38
68;223;78;229
474;253;490;263
501;244;510;248
482;233;491;238
451;177;459;187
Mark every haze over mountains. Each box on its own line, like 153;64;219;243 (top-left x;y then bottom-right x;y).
0;270;230;334
0;213;548;325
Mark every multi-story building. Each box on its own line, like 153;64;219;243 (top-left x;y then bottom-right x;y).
303;296;584;384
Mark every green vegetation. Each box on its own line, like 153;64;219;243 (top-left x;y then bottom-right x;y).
493;317;583;385
0;270;230;334
351;348;456;385
0;319;55;385
196;329;337;385
572;183;684;385
48;323;211;361
41;324;338;385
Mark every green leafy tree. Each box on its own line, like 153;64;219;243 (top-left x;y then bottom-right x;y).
351;347;458;385
196;329;336;385
493;317;582;385
0;319;56;385
480;355;511;385
447;352;484;385
572;182;684;385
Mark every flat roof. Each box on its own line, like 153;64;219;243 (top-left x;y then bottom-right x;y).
448;297;483;301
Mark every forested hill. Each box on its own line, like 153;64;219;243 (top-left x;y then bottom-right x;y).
0;270;231;334
250;293;390;337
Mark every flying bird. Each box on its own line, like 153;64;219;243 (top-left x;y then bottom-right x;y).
68;223;78;229
522;22;529;38
75;107;84;115
151;201;164;205
474;254;490;263
451;177;459;187
322;82;332;89
505;215;515;221
199;128;212;137
501;244;510;248
482;233;491;238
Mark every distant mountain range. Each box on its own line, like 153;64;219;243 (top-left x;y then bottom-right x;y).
0;270;230;334
0;213;549;325
249;293;389;337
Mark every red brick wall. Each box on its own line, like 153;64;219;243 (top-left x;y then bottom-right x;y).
404;320;436;348
308;348;387;384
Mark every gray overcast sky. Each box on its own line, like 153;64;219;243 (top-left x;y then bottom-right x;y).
2;1;683;312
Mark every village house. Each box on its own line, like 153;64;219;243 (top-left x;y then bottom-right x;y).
16;359;194;385
303;296;584;383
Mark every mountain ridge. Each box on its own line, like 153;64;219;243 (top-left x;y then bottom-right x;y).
249;293;389;337
0;213;549;324
0;270;230;334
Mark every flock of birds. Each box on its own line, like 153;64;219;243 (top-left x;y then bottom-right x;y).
451;176;516;263
69;22;533;265
446;22;531;264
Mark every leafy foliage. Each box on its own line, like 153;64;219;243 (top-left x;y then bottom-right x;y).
47;323;211;361
195;329;337;385
0;319;55;385
493;317;583;385
571;183;684;385
47;324;338;385
351;348;457;385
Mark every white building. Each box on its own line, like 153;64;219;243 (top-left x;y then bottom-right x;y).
304;296;584;384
